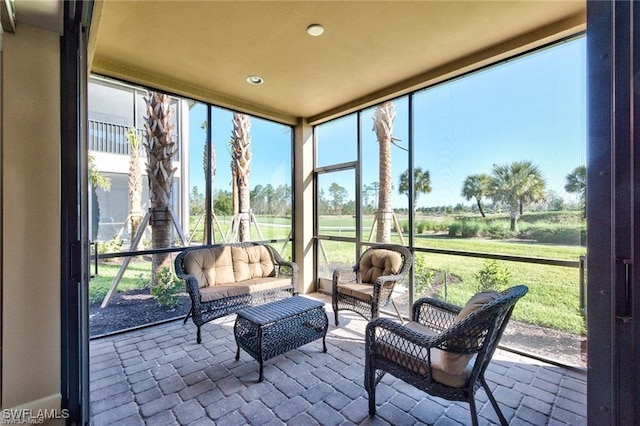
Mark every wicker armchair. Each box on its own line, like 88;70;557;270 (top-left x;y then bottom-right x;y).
332;244;412;326
365;285;528;426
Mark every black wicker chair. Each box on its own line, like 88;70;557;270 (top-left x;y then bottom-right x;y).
365;285;528;426
332;244;412;326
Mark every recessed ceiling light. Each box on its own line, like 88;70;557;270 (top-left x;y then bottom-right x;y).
246;75;264;85
307;24;324;37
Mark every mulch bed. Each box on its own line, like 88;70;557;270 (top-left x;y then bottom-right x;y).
89;288;191;338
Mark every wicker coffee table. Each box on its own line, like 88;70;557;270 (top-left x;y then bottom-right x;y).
234;296;328;382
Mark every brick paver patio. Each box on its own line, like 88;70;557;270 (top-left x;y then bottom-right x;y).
89;294;587;425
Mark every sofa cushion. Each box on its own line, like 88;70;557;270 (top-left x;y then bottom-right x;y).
232;245;276;282
199;284;251;302
360;249;402;283
199;277;291;303
377;321;472;388
183;246;235;288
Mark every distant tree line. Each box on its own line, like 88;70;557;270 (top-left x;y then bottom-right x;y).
190;183;292;217
316;162;586;233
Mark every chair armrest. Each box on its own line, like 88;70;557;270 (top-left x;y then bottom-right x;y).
176;274;203;309
333;268;357;284
265;244;299;295
412;297;461;333
275;259;298;278
366;317;439;348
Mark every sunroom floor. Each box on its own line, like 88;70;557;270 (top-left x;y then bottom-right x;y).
89;293;586;425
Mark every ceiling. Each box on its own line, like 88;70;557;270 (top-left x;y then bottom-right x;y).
15;1;585;125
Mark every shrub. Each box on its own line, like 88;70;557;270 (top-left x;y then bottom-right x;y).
461;221;483;237
474;259;511;292
413;256;436;296
89;282;109;304
448;221;462;237
520;224;585;245
151;267;184;308
97;237;122;254
486;223;515;240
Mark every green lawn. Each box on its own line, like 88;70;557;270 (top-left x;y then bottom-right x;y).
92;213;587;335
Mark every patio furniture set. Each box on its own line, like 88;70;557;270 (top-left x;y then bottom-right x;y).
175;242;528;426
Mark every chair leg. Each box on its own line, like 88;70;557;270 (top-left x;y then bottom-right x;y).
334;310;339;326
196;326;202;344
391;299;404;324
368;388;376;416
481;378;508;426
183;306;192;324
364;364;376;415
469;395;480;426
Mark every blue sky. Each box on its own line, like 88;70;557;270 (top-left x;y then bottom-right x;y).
187;36;586;209
186;106;292;197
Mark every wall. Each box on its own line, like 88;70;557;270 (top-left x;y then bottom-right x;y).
1;23;61;412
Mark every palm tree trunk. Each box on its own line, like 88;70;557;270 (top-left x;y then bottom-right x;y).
231;113;252;241
374;102;395;243
202;122;216;241
476;199;486;218
127;129;143;240
143;92;177;284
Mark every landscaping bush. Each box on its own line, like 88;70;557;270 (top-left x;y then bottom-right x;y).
448;221;462;237
97;237;122;254
486;223;515;239
151;267;184;308
461;221;484;237
413;256;436;296
520;224;585;245
474;259;511;292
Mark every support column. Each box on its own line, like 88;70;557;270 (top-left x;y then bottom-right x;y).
293;119;315;294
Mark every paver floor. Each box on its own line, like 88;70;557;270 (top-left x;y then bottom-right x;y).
89;293;587;425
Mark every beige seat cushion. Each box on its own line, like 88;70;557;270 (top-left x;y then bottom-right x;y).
440;290;501;374
199;277;291;303
377;321;473;388
183;246;235;288
337;282;374;301
232;245;276;282
360;249;402;283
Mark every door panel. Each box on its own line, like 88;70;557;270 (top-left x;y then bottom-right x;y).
587;1;639;424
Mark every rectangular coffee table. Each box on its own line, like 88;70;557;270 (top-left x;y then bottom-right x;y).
234;296;328;382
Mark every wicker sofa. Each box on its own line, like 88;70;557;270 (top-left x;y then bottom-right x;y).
175;242;298;343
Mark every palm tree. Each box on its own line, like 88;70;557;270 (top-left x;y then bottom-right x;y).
143;91;177;284
89;153;111;241
517;161;546;215
489;161;546;232
461;173;491;217
565;165;586;216
126;128;143;240
373;101;397;243
398;167;432;213
201;121;216;241
230;112;252;241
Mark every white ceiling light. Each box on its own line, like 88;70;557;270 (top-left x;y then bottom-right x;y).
307;24;324;37
246;75;264;85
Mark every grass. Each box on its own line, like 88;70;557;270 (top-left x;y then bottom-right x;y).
89;258;152;304
93;212;587;335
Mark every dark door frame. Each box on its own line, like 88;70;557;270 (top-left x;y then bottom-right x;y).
587;0;639;424
61;1;93;424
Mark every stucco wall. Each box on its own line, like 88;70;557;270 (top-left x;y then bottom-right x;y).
2;23;61;410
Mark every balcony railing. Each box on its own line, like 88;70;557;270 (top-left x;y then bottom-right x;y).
88;120;180;161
